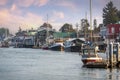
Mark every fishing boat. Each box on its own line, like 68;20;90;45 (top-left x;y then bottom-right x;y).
64;38;85;52
81;46;103;65
49;39;64;51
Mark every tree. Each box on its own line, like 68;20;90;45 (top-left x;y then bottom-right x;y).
93;19;97;29
81;19;89;38
81;19;89;31
0;28;9;36
117;10;120;21
18;27;22;32
59;23;75;32
103;1;119;26
93;19;98;33
40;23;52;29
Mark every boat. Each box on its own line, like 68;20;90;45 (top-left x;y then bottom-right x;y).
64;38;85;52
0;41;9;48
81;46;103;65
23;36;34;48
49;39;64;51
41;44;49;50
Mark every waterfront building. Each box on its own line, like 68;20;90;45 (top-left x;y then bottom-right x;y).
107;24;120;41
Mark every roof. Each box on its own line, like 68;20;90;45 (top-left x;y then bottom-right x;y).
53;32;76;38
67;38;85;42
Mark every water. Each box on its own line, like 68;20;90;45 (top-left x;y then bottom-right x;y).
0;48;120;80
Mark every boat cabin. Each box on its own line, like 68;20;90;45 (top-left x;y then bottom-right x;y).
81;47;102;65
82;47;98;57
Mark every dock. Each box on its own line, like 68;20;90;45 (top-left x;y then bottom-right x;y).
83;43;120;68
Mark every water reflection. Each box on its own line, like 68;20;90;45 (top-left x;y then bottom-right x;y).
105;69;120;80
0;48;120;80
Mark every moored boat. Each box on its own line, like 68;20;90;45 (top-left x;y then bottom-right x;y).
81;46;103;65
41;44;49;50
0;41;9;48
49;39;64;51
64;38;85;52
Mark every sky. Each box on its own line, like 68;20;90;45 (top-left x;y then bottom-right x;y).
0;0;120;34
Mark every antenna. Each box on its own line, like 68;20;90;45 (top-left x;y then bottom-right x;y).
47;14;48;24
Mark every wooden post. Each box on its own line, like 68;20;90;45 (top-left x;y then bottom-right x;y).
109;42;113;68
116;43;119;62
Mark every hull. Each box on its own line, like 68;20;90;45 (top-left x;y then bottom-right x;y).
42;47;49;50
41;44;49;50
49;45;64;51
65;46;81;52
23;45;34;48
81;57;102;65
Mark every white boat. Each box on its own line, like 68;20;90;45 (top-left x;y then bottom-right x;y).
64;38;85;52
81;47;102;65
49;39;64;51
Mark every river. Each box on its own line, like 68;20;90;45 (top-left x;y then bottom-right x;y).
0;47;120;80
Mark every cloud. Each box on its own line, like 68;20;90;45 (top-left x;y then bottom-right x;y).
56;0;77;11
15;0;49;7
25;12;44;25
34;0;49;7
0;8;44;34
47;11;65;23
0;0;8;5
16;0;34;7
10;4;22;15
53;11;64;19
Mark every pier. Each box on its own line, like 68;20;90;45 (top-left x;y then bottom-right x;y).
83;42;120;68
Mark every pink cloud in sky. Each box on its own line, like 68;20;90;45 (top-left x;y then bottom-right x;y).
53;11;64;19
34;0;49;7
10;4;22;15
57;1;77;11
48;11;65;23
0;0;8;5
15;0;49;7
0;7;44;34
16;0;34;7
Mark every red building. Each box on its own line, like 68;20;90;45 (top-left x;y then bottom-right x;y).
107;24;120;39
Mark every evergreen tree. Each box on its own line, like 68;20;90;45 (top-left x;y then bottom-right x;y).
117;10;120;21
103;1;119;26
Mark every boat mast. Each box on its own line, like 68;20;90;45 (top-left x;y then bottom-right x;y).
76;23;79;38
5;28;8;38
46;14;49;44
90;0;92;41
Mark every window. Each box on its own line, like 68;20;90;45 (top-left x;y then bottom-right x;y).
111;27;114;33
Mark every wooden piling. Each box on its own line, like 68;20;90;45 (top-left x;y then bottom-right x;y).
109;43;113;68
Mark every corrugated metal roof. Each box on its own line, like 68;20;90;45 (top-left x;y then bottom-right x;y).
53;32;76;38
